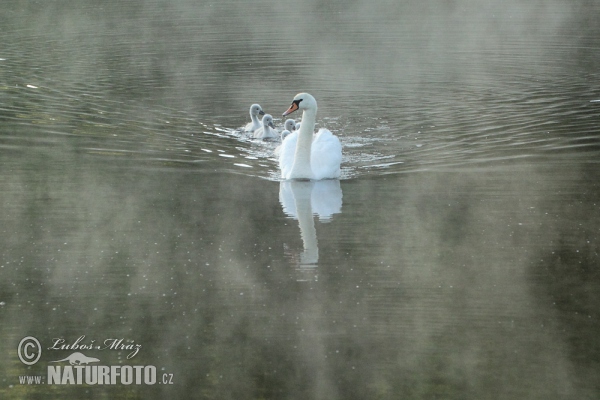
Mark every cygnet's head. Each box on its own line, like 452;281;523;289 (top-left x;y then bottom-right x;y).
280;130;291;140
282;93;317;116
262;114;275;129
250;104;265;117
284;119;296;132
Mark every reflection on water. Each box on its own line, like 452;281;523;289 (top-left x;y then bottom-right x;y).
280;180;343;270
2;152;598;399
1;0;600;399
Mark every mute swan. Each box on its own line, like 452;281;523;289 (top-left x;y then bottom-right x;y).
244;104;265;132
279;93;342;180
253;114;277;139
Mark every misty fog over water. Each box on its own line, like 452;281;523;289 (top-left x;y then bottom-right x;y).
1;0;600;399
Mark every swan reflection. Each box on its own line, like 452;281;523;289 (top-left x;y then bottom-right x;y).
279;180;342;279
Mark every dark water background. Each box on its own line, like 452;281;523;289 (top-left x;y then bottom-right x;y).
1;0;600;399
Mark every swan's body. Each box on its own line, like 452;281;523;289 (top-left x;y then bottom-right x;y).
274;130;292;157
244;104;265;132
279;93;341;180
253;114;276;139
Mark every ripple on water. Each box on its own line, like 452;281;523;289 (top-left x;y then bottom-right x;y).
2;37;599;180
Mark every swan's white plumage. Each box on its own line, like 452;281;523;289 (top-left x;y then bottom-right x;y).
279;93;341;180
274;129;292;157
278;129;341;179
253;114;277;139
244;104;265;132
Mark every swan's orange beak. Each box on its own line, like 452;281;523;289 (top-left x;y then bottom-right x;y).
282;101;299;117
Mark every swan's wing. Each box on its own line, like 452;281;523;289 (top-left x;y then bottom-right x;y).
310;128;342;180
274;144;282;157
255;127;279;139
262;128;278;139
253;126;264;138
278;131;298;179
244;121;255;132
245;120;263;132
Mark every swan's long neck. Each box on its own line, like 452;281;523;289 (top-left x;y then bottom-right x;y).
290;107;317;179
251;112;260;127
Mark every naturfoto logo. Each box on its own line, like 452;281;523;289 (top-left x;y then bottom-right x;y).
16;335;174;386
48;353;156;385
50;352;100;365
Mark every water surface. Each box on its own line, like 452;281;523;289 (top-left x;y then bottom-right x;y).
1;1;600;399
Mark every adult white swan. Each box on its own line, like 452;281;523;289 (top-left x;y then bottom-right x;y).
279;93;342;180
244;104;265;132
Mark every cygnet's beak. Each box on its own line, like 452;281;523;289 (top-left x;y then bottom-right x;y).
268;121;275;129
258;110;265;116
282;101;299;116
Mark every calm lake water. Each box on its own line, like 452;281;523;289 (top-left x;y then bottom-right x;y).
1;1;600;399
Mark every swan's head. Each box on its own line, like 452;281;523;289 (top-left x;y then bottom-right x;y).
282;93;317;116
262;114;275;129
284;119;296;132
250;104;265;117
